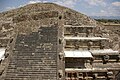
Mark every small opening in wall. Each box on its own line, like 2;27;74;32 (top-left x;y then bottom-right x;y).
59;16;62;20
59;73;62;78
10;39;13;43
59;38;62;44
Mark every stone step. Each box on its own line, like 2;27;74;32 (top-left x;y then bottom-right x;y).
4;26;58;80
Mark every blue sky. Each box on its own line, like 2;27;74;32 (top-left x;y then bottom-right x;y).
0;0;120;16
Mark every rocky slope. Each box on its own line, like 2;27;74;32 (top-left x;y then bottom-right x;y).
0;3;119;50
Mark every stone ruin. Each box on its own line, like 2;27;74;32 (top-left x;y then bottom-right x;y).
0;3;119;80
1;25;62;80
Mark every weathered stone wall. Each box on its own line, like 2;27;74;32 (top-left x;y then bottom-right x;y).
13;11;59;23
65;58;85;68
104;25;120;51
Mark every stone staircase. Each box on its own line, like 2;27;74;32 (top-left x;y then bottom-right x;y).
3;26;59;80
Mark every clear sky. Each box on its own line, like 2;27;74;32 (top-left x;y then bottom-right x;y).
0;0;120;17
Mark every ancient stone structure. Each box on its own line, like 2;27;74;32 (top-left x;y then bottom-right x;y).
0;25;64;80
0;3;119;80
64;25;120;80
